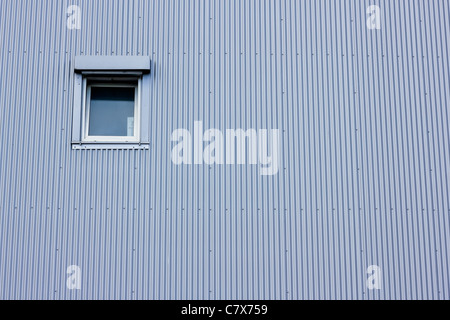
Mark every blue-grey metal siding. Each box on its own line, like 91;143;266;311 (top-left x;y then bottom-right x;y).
0;0;449;299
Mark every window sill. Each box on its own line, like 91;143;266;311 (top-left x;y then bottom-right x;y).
71;142;150;150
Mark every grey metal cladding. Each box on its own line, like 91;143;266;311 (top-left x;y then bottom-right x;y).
0;0;449;300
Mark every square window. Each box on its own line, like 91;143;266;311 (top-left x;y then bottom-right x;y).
83;81;140;142
72;56;151;149
88;86;135;137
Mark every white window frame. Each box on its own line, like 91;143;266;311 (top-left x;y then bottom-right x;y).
81;80;142;143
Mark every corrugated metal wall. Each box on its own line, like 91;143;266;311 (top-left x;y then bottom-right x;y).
0;0;449;300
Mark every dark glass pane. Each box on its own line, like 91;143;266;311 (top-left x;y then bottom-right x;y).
88;86;135;137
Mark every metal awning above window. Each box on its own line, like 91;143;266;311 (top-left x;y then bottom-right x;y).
74;56;151;73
